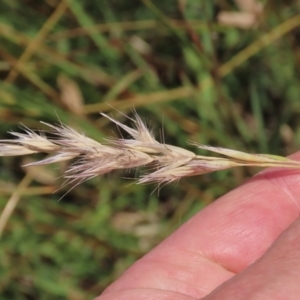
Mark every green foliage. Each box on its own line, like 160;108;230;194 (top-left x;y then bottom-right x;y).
1;0;300;298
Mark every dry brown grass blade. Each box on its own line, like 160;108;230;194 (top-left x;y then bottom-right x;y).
0;23;116;88
83;13;300;114
5;0;70;83
48;20;210;40
0;174;32;239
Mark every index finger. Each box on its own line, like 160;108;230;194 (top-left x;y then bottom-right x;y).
99;153;300;299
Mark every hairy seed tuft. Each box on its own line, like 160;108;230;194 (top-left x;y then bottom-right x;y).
0;112;299;188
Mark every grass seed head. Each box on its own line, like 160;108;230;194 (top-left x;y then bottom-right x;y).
0;111;300;189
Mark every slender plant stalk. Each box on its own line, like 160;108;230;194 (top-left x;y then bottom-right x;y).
0;112;299;188
0;174;32;239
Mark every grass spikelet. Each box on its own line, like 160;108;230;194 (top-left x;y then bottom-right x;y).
0;112;300;189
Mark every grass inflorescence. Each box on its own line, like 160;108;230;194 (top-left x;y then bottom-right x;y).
1;112;300;188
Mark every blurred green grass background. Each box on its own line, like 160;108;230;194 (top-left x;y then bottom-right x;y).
1;0;300;299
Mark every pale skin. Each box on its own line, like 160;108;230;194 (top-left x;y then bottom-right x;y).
97;153;300;300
